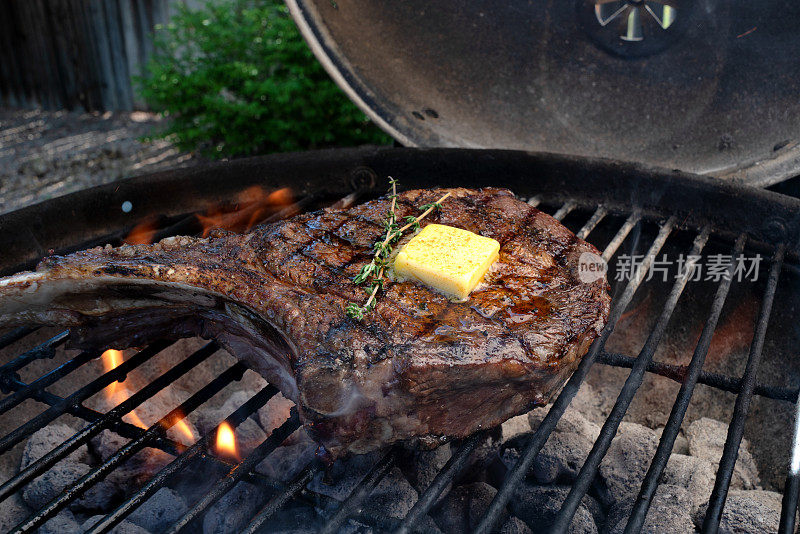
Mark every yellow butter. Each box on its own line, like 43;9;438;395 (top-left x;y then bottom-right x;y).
393;224;500;300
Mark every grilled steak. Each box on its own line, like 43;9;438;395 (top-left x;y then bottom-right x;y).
0;188;610;456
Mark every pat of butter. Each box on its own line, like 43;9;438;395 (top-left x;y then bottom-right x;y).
393;224;500;300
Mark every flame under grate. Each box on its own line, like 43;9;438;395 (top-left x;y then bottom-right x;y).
0;189;799;534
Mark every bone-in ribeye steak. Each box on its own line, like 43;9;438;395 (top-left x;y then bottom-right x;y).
0;188;610;457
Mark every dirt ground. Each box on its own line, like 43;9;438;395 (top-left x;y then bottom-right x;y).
0;108;198;215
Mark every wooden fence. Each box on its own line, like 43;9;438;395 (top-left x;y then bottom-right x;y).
0;0;174;111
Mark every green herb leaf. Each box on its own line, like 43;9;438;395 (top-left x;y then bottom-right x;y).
353;263;375;285
403;216;421;231
345;303;364;320
420;201;442;212
347;179;450;320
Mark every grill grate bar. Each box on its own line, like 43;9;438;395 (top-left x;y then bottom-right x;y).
0;340;173;456
395;431;486;534
2;183;794;532
552;227;711;531
602;212;642;262
624;235;745;532
624;236;746;532
702;244;786;532
10;362;251;533
0;330;69;387
0;349;97;415
166;410;302;534
598;351;797;403
779;392;800;533
85;384;278;534
551;200;577;221
474;217;677;534
320;450;397;534
0;326;39;351
2;372;189;457
0;342;218;505
242;460;324;534
577;206;608;240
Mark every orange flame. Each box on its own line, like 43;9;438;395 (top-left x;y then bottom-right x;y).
124;407;147;429
197;187;295;237
102;350;197;446
124;217;159;245
102;349;147;429
102;349;123;377
216;422;239;460
160;410;197;446
173;417;196;445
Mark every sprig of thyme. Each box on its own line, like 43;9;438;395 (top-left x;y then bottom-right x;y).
346;181;451;320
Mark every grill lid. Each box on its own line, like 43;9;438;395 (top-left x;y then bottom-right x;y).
287;0;800;186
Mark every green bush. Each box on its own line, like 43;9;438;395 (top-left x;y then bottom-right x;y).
139;0;391;158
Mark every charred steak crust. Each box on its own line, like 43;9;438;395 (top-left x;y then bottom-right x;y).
0;188;610;457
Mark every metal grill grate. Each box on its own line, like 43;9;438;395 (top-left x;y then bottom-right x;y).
0;190;798;534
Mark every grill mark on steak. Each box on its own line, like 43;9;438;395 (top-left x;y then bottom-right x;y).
0;187;610;457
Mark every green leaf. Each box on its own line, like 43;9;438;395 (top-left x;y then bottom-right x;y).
403;216;421;231
345;303;364;320
137;0;392;158
353;263;375;285
419;202;442;212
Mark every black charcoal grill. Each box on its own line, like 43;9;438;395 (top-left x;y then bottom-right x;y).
5;0;800;532
2;148;800;534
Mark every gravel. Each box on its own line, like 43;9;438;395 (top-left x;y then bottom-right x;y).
432;482;504;533
202;481;266;534
606;484;695;534
499;516;534;534
509;483;601;534
662;453;717;514
693;489;785;533
685;417;760;490
362;467;419;520
39;510;80;534
127;487;187;532
22;460;120;512
0;108;197;215
256;439;318;483
20;424;90;470
82;515;151;534
308;451;382;502
597;423;660;505
397;443;452;494
526;406;601;485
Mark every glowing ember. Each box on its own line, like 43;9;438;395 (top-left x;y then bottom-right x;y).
706;298;757;363
124;216;159;245
216;422;239;459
